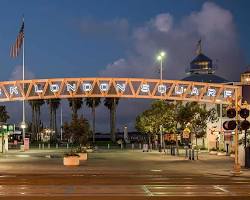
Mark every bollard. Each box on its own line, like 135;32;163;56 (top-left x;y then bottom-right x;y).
48;143;50;149
66;143;69;149
132;143;134;150
121;143;123;150
39;144;41;149
189;149;191;160
139;143;142;149
42;143;44;149
108;143;110;149
185;148;188;158
192;149;195;160
56;144;58;149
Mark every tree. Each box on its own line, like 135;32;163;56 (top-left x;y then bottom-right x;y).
28;99;45;141
0;105;9;122
68;98;83;117
135;100;175;146
63;115;91;147
172;101;200;154
191;105;218;149
135;100;218;155
47;98;60;140
85;97;101;143
104;98;119;143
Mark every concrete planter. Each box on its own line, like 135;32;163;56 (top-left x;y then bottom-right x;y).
217;152;227;156
63;156;80;166
78;153;88;161
86;149;93;153
209;151;217;155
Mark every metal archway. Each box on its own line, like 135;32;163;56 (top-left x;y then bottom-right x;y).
0;77;240;104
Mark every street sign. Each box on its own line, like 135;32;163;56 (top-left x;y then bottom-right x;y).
164;134;171;141
183;128;191;139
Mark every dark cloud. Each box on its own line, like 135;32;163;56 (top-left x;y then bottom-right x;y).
99;2;246;131
101;2;246;81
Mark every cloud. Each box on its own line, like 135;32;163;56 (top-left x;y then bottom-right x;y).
9;65;35;81
98;2;246;131
152;13;173;33
100;2;245;81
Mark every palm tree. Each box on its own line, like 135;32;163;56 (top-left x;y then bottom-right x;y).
47;98;60;140
85;97;101;143
104;98;119;143
68;98;83;117
28;99;45;141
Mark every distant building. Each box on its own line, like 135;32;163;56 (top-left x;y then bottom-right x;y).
181;42;232;152
183;48;228;83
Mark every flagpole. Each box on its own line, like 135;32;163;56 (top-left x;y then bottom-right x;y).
60;105;63;141
22;17;25;143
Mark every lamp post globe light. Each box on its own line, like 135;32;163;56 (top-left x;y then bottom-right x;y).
19;121;27;143
156;51;166;80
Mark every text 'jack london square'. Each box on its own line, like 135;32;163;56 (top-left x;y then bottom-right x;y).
0;77;239;104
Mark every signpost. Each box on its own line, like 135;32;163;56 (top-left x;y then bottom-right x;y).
183;128;191;139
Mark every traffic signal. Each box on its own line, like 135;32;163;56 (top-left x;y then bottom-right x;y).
241;120;250;130
240;108;249;119
223;120;237;130
223;107;250;131
227;108;236;118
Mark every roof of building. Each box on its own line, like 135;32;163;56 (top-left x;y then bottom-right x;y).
182;73;228;83
188;53;214;74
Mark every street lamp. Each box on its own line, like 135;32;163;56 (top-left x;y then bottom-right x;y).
156;51;166;80
19;121;27;143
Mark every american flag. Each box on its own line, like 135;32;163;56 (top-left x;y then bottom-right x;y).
10;20;24;58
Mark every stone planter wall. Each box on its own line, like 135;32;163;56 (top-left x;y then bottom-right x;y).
209;151;217;155
63;156;80;166
78;153;88;161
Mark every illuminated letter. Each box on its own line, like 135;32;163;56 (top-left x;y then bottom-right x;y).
50;84;59;93
100;83;109;92
158;85;166;94
224;90;232;98
116;84;126;92
66;83;76;92
175;86;184;95
191;87;199;96
82;83;92;92
34;84;43;93
141;84;150;93
207;88;216;97
10;86;19;95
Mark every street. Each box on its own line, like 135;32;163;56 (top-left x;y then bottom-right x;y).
0;149;250;199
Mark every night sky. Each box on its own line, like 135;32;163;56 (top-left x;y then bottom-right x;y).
0;0;249;132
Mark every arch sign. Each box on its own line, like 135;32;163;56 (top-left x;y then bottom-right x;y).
0;77;240;104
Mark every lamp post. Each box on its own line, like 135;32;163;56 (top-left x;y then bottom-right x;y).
20;121;27;142
157;51;166;81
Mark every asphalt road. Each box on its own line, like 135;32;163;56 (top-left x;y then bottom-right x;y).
0;149;250;200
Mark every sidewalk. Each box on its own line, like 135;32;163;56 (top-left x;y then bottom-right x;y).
0;149;249;177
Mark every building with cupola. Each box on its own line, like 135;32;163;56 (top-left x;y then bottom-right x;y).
182;42;232;153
